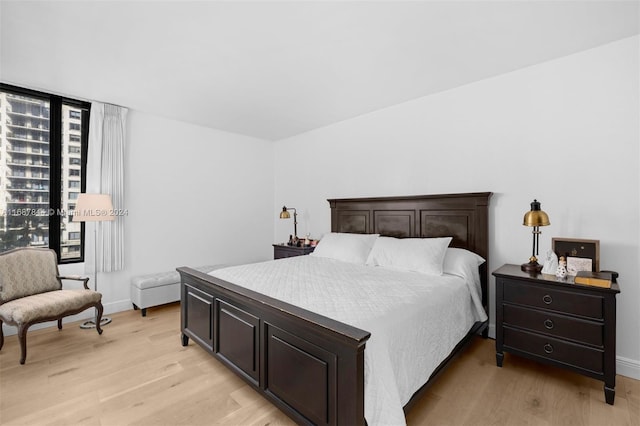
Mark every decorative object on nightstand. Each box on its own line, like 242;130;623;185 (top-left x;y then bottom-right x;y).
555;256;568;278
280;206;298;244
541;249;558;275
73;193;115;329
272;243;315;260
552;237;600;273
574;270;614;288
493;264;620;405
521;199;550;273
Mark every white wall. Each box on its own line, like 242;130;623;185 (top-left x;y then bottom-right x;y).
274;36;640;378
3;109;275;336
107;110;275;305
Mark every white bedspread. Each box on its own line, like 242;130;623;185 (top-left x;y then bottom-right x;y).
210;256;487;426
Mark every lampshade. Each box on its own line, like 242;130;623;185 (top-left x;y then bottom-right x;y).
279;206;291;219
523;199;550;227
72;193;115;222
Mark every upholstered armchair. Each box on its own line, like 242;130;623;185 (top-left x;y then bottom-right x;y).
0;248;104;364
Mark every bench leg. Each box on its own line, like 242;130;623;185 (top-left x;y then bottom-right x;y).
132;304;147;317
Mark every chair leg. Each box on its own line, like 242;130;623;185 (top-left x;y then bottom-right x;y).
57;319;63;330
0;319;4;351
95;303;104;335
18;324;29;365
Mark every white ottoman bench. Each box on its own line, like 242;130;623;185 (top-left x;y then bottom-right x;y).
131;264;226;316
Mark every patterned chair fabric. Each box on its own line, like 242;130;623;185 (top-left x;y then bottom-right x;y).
0;248;104;364
0;248;61;303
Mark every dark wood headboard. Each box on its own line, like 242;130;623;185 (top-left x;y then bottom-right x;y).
328;192;492;308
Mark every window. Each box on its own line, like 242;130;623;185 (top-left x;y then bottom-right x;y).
0;83;90;263
67;203;75;222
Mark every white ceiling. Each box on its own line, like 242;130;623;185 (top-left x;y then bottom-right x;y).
1;1;638;141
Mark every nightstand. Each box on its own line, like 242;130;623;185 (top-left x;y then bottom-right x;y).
273;243;315;260
493;264;620;404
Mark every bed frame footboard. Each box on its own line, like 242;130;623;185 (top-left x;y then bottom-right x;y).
178;267;371;426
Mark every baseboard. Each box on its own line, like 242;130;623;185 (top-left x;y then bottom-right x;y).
617;356;640;380
487;323;496;339
1;298;133;336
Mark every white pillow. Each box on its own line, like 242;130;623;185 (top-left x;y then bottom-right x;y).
443;247;485;284
443;248;488;322
310;232;380;264
365;236;452;275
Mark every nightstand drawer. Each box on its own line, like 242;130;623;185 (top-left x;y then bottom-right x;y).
504;327;604;374
273;244;315;260
503;304;603;347
276;249;302;259
503;280;603;319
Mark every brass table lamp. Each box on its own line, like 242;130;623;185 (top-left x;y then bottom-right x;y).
521;199;550;273
279;206;298;244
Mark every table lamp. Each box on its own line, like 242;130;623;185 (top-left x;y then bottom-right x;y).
521;199;550;273
279;206;297;244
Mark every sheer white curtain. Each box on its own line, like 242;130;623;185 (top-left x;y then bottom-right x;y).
86;102;128;273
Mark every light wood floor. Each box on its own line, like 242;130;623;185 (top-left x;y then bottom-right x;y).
1;303;638;426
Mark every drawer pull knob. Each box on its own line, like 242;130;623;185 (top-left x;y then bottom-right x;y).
542;294;553;304
544;343;554;354
544;319;554;329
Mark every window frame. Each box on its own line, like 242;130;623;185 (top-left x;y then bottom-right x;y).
0;82;90;264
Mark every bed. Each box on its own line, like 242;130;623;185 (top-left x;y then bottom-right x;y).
177;192;491;425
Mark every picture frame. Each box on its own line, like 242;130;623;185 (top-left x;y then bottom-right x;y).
566;256;592;276
552;237;600;272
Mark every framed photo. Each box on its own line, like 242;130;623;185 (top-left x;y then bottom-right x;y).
552;238;600;272
566;257;592;276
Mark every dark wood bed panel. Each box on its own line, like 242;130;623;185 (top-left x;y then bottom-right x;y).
329;192;491;311
178;192;492;425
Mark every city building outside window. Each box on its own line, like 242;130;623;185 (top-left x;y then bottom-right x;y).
0;83;90;263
